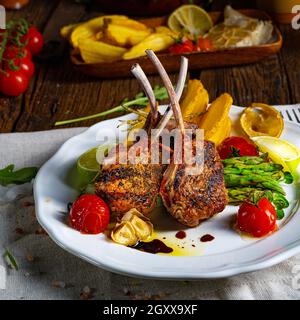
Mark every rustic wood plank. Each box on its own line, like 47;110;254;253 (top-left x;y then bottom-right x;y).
11;0;180;131
14;57;177;131
0;0;59;133
200;52;291;107
1;0;299;133
278;25;300;104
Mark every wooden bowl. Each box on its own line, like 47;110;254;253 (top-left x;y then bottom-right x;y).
70;9;283;79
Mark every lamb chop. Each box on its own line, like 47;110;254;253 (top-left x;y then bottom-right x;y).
95;57;188;216
146;50;228;227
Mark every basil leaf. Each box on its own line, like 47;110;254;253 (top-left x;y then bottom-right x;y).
0;164;38;186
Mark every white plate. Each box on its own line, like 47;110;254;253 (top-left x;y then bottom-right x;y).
34;106;300;280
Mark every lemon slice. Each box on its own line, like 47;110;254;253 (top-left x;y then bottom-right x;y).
251;136;300;177
168;5;213;38
240;103;284;138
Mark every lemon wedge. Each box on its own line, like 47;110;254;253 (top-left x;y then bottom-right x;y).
168;5;213;38
251;136;300;178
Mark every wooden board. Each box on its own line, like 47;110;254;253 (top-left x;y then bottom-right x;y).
70;9;283;79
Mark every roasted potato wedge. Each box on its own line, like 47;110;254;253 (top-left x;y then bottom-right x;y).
206;116;232;146
198;93;233;145
78;38;126;63
123;33;175;60
107;18;149;31
70;15;128;48
105;24;151;47
181;79;209;122
60;23;80;40
155;26;177;36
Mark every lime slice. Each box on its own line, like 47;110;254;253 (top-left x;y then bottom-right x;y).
251;136;300;178
168;5;213;38
77;144;114;186
77;147;100;186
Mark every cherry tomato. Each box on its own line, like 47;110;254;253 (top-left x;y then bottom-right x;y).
218;136;259;159
18;58;35;79
3;49;35;79
21;26;44;55
237;198;277;237
70;194;110;234
0;69;29;97
195;37;213;52
3;45;32;61
169;38;194;54
6;58;35;79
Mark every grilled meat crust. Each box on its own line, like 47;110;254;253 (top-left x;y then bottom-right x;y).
95;120;197;217
95;162;165;216
161;140;228;227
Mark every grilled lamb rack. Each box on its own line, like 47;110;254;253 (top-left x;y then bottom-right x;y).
146;50;228;227
95;57;188;216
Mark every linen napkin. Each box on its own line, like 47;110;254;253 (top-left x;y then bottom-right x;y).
1;123;300;300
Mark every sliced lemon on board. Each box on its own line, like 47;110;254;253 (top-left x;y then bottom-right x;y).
240;103;284;138
251;136;300;178
168;5;213;38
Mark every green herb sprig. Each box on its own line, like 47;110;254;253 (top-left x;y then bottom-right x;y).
55;85;169;126
3;249;19;271
0;164;38;186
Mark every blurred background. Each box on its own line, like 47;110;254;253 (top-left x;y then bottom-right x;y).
0;0;298;23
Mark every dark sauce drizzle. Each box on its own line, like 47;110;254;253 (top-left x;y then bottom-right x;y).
200;234;215;242
175;230;186;239
133;239;173;254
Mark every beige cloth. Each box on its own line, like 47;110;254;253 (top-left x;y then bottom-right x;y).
0;128;300;300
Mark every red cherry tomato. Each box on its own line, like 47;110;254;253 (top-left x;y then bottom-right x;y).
218;136;259;160
0;69;29;97
195;37;213;52
237;198;277;237
3;53;35;79
169;38;194;54
21;26;44;55
70;194;110;234
3;45;32;61
18;58;35;79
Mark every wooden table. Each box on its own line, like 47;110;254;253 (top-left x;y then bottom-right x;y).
0;0;299;133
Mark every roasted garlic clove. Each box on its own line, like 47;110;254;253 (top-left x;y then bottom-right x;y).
122;208;153;240
111;208;153;246
111;221;138;246
122;208;151;222
129;215;153;241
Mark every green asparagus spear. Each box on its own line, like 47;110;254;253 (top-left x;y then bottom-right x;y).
224;168;284;180
224;174;286;195
223;162;283;172
222;157;265;166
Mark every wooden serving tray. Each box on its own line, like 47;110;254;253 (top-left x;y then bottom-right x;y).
70;9;283;78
